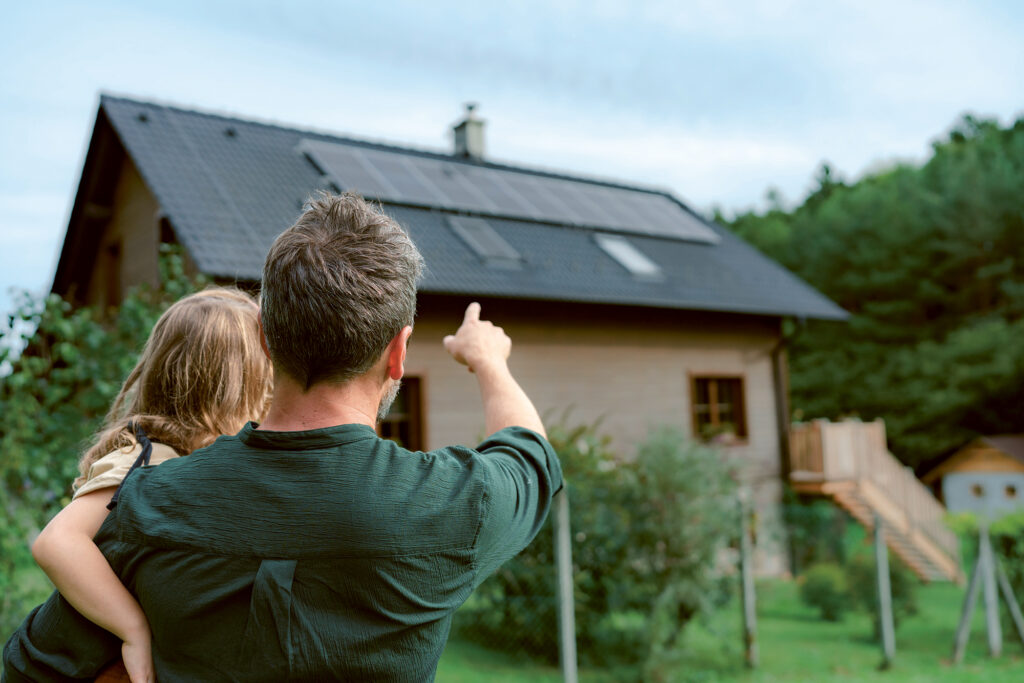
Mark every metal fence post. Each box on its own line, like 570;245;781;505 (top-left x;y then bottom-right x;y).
739;491;758;668
996;563;1024;648
979;524;1002;658
874;513;895;669
953;547;983;664
553;488;578;683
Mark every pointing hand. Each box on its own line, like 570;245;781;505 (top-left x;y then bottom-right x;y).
443;303;511;373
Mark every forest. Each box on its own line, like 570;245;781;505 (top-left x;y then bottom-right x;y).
725;115;1024;470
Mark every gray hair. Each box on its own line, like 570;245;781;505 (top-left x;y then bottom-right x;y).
260;192;424;389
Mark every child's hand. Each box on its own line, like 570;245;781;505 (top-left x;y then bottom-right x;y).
121;629;155;683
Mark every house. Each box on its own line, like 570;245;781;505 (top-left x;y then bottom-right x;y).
52;95;847;573
921;435;1024;517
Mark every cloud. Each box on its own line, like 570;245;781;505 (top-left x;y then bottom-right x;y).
1;0;1023;316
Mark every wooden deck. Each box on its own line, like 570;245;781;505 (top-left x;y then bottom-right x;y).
790;419;962;583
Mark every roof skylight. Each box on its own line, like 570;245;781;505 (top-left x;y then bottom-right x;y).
447;216;523;269
594;233;662;279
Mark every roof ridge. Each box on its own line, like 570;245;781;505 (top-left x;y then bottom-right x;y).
98;92;678;197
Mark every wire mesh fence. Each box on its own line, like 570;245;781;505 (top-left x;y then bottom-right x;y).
444;421;752;679
450;495;564;666
442;483;980;681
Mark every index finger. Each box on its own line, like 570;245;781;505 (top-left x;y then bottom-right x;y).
463;302;481;324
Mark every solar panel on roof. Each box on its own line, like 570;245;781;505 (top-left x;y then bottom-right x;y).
560;182;612;226
369;154;438;205
414;160;496;212
298;138;720;244
581;184;636;227
298;141;394;198
467;167;541;217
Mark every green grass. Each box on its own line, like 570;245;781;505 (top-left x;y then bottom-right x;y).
438;579;1024;682
703;580;1023;682
435;639;626;683
434;639;564;683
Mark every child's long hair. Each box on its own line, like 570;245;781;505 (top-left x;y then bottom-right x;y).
74;287;273;490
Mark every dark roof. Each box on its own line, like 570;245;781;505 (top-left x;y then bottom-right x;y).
981;435;1024;465
64;94;848;320
919;434;1024;482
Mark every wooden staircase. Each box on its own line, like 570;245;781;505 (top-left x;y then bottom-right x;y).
789;419;962;583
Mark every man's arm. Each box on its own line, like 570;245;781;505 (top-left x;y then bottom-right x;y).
443;303;562;582
442;302;546;437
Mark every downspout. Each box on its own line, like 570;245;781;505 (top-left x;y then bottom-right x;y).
771;317;798;576
770;319;797;480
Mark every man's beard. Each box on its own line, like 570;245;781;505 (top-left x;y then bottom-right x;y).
377;378;402;422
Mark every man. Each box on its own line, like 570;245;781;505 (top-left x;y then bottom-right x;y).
4;193;562;682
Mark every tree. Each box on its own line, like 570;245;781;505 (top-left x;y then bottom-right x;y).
0;246;204;635
729;115;1024;467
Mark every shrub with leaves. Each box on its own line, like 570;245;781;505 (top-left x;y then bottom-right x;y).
799;563;848;621
0;246;204;636
454;420;738;671
951;509;1024;628
991;511;1024;603
846;553;918;636
782;490;851;573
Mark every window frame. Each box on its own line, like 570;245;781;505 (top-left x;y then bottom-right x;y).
377;375;427;451
689;373;749;445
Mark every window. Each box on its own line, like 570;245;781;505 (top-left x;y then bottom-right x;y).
104;240;122;307
1007;484;1018;499
691;376;747;442
594;233;662;279
378;376;424;451
970;483;984;498
447;216;522;269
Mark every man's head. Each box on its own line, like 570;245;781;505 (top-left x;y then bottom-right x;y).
260;192;424;390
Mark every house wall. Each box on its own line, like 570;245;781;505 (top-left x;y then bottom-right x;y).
83;156;161;307
406;297;788;574
943;472;1024;516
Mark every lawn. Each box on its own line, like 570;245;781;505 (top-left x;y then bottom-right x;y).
437;579;1024;682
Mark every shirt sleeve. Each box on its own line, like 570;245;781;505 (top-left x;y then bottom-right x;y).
470;426;563;586
73;444;179;500
2;519;125;682
72;446;141;499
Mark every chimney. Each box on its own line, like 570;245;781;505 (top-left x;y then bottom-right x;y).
453;103;485;160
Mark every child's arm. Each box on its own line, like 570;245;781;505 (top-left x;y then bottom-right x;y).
32;488;154;683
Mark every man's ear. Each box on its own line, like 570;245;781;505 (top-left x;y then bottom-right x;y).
386;326;414;380
257;312;272;361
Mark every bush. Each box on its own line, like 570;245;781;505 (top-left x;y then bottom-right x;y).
799;563;848;621
991;511;1024;600
953;509;1024;628
782;490;851;573
453;420;738;671
846;553;918;636
0;246;204;636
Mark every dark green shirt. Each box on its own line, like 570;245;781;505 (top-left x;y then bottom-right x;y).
3;424;562;682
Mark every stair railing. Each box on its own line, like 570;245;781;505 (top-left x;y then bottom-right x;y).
790;419;959;562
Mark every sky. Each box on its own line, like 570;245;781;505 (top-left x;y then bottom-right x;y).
1;0;1023;318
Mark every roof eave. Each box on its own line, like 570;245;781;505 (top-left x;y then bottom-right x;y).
52;104;124;300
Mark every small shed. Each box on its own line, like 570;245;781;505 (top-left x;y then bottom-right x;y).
921;436;1024;517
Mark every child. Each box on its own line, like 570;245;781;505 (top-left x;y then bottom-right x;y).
31;287;273;683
